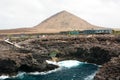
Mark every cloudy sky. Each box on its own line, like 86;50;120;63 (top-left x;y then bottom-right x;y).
0;0;120;29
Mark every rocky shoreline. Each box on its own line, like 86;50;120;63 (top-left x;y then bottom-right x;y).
0;34;120;79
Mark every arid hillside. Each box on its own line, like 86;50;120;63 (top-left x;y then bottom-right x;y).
0;28;36;34
0;10;104;34
34;10;103;32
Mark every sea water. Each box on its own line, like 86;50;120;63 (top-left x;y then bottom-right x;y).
0;60;99;80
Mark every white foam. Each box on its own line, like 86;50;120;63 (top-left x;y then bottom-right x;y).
15;72;26;79
0;75;9;80
84;72;97;80
46;60;83;68
57;60;82;68
46;60;58;65
29;67;62;75
29;60;82;75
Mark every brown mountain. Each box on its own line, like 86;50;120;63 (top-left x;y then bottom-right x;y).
0;10;103;34
34;10;102;33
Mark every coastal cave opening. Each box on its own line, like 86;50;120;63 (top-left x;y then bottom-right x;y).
18;65;33;72
71;46;111;65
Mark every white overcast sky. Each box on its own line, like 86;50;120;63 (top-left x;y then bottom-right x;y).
0;0;120;29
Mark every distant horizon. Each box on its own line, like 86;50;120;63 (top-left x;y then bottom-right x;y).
0;0;120;29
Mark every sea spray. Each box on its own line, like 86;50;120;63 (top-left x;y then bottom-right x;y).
0;75;9;80
84;71;97;80
46;60;84;68
15;72;26;79
29;60;83;75
29;68;62;75
57;60;84;68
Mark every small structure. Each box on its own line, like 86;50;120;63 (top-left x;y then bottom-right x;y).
60;30;80;35
69;30;79;35
83;29;112;34
83;30;95;34
60;29;113;35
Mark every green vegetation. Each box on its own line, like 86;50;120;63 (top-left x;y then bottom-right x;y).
112;30;120;35
49;50;59;62
6;34;13;39
49;50;58;58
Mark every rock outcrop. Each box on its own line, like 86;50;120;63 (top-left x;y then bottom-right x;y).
0;34;120;79
94;56;120;80
0;41;58;76
19;35;120;65
18;35;120;80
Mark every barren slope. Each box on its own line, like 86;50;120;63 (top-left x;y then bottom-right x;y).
34;10;102;32
0;28;37;34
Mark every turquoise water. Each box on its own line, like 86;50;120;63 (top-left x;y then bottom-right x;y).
0;60;99;80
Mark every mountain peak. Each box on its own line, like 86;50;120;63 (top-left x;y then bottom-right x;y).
56;10;74;16
34;10;101;32
59;10;70;14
